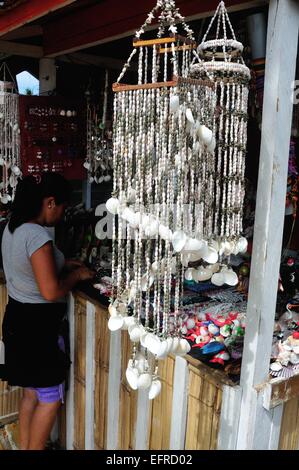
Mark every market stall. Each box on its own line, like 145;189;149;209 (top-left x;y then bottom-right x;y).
0;0;299;451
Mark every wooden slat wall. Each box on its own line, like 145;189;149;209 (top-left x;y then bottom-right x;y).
148;356;175;450
118;330;137;450
279;397;299;450
73;296;86;449
94;304;110;450
0;284;22;423
185;364;223;450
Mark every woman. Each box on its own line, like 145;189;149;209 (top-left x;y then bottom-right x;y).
0;174;94;450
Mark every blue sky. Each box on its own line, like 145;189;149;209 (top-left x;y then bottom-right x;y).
16;71;39;95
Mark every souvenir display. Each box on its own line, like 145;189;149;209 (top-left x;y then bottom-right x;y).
19;96;86;180
190;1;250;270
0;63;21;204
85;70;113;184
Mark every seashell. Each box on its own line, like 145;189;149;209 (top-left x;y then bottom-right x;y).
236;237;248;254
126;367;139;390
66;110;73;117
134;353;148;374
198;125;213;146
183;238;204;252
129;325;145;343
158;224;173;241
209;263;220;274
108;315;124;331
141;273;155;292
170;95;180;113
223;241;235;257
137;373;152;389
208;323;220;336
186;108;195;124
144;217;159;237
83;161;91;170
175;338;191;356
146;334;162;356
9;175;17;188
60;110;66;116
148;379;162;400
223;269;239;287
208;136;216;153
186;318;196;330
140;332;149;348
211;272;225;287
196;267;213;282
188;251;204;262
193;140;201;155
122;316;136;330
0;157;4;166
172;230;187;253
11;165;21;176
126;187;137;204
0;195;9;204
121;207;135;223
106;197;120;215
185;268;196;281
104;175;111;182
202;246;218;265
290;353;299;365
156;340;169;359
270;362;283;372
98;176;104;183
166;337;174;353
181;253;191;267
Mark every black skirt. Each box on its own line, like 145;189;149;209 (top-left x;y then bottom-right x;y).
0;297;71;388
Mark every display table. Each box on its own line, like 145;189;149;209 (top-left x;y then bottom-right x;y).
0;277;299;450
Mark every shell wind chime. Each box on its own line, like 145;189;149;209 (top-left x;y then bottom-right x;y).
190;1;250;288
0;63;21;204
105;0;220;399
85;70;113;184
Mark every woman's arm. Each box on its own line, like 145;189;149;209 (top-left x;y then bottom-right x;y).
31;241;94;301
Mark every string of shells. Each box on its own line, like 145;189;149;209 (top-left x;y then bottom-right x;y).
0;63;22;204
85;70;113;184
190;0;250;289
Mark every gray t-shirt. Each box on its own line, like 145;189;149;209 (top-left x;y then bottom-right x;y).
2;223;65;304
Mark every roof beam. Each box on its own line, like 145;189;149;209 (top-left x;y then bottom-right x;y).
0;39;43;58
0;0;76;37
1;25;43;41
43;0;268;57
59;51;138;72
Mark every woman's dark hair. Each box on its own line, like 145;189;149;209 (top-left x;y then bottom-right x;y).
8;173;71;233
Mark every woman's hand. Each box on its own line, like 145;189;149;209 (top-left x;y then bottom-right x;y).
75;266;95;282
65;259;85;269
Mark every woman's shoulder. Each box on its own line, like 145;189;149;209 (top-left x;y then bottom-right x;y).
16;223;53;242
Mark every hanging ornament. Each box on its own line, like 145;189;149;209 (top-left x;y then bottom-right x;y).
104;0;217;398
190;0;250;282
85;70;113;183
0;63;22;203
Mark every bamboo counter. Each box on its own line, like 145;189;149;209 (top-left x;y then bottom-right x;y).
1;279;299;450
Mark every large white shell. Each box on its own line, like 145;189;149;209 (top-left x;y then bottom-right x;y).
172;230;187;253
236;237;248;254
169;95;180;113
159;224;173;241
211;272;225;287
145;334;161;355
108;315;124;332
156;340;169;359
196;267;213;282
12;165;21;176
129;325;144;343
183;238;204;251
202;246;218;265
198;125;213;146
185;268;196;281
175;338;191;356
137;373;152;389
223;269;239;287
148;379;162;400
106;197;120;215
126;367;139;390
83;161;90;170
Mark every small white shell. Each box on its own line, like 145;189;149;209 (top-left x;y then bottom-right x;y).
83;161;91;170
145;334;161;355
172;230;187;253
185;268;196;281
196;267;213;282
169;95;180;113
156;340;169;359
148;379;162;400
106;197;120;215
186;108;195;124
129;325;144;343
270;362;283;372
126;367;139;390
223;269;239;287
183;238;204;252
137;373;152;389
11;166;21;176
175;338;191;356
211;272;225;287
122;316;136;330
198;125;213;146
158;224;173;241
202;246;218;265
236;237;248;254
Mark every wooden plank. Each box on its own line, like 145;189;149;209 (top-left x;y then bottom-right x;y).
236;0;299;450
112;80;178;92
84;301;95;450
218;385;242;450
262;375;299;410
160;44;196;54
0;39;42;58
2;25;43;41
0;0;76;37
169;356;189;450
94;305;110;450
66;293;75;450
268;405;284;450
106;329;121;450
133;35;196;47
279;398;299;450
135;388;150;450
43;0;267;57
73;378;86;449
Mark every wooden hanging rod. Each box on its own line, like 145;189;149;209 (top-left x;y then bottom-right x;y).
133;34;196;48
159;44;196;54
112;76;214;92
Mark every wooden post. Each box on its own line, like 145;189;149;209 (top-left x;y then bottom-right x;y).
85;301;95;450
106;330;121;450
66;293;75;450
236;0;299;450
39;58;56;95
169;357;189;450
